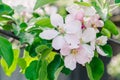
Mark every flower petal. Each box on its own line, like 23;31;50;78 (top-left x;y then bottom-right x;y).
64;54;76;70
82;28;96;43
84;7;96;16
50;13;64;27
65;21;82;34
90;40;96;50
66;4;79;14
65;14;75;24
96;36;107;46
96;46;107;56
39;29;59;40
60;43;71;56
64;34;80;49
52;36;65;50
76;44;94;66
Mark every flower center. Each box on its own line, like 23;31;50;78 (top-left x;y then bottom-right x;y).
71;49;78;55
96;39;102;45
58;27;65;34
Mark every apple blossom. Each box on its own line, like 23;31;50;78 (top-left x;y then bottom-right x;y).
91;36;108;56
60;43;94;70
40;13;82;50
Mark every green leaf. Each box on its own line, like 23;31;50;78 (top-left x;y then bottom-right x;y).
55;66;64;80
35;17;54;28
115;0;120;3
74;1;92;6
17;58;27;73
0;3;14;16
39;60;48;80
1;49;19;76
34;0;57;10
86;57;104;80
61;67;71;75
36;45;52;59
25;60;39;80
101;28;111;38
0;0;2;3
47;55;62;80
100;44;113;57
0;36;13;67
104;20;119;35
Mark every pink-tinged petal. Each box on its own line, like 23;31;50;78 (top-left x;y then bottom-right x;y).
90;40;96;50
39;29;59;40
65;21;82;34
84;7;96;16
96;20;104;27
75;10;84;21
96;46;107;56
75;45;94;66
84;18;91;28
52;36;65;50
66;4;79;14
64;54;76;70
82;44;94;58
64;34;80;49
50;14;64;27
82;28;96;43
60;43;71;56
65;14;75;24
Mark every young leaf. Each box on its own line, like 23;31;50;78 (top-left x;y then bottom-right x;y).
34;0;57;10
1;49;19;76
0;36;14;67
86;57;104;80
0;3;14;16
101;28;111;38
61;67;71;75
47;55;63;80
115;0;120;3
104;20;119;35
74;1;92;6
39;60;48;80
25;60;39;80
100;44;113;57
35;17;54;28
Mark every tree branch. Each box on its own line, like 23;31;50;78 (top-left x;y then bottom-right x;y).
0;29;19;40
0;29;120;46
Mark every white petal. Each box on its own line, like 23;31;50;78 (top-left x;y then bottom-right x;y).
96;36;108;46
90;40;96;50
50;14;64;27
66;4;79;14
52;36;65;50
39;29;59;40
75;45;94;66
82;28;96;43
64;34;80;49
65;21;82;34
64;54;76;70
84;7;96;16
96;20;104;27
65;14;75;24
82;44;94;58
96;46;107;56
60;43;71;56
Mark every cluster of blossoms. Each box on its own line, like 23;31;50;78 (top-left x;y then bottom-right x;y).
39;4;108;70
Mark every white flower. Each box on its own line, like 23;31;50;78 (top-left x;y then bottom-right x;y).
91;36;108;56
60;43;94;70
40;13;82;50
